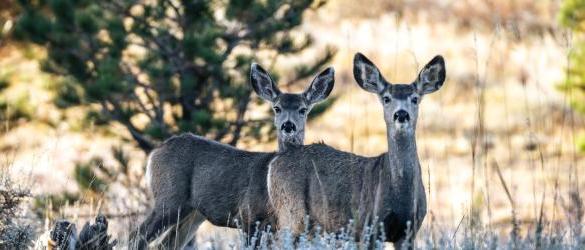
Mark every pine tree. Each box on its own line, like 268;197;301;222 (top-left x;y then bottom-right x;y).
13;0;334;152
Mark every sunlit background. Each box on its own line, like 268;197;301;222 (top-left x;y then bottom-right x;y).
0;0;583;249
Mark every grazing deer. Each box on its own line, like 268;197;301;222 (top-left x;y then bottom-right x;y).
268;53;445;249
129;63;335;249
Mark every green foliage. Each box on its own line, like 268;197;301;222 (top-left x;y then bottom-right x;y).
308;96;337;121
0;93;34;127
0;78;8;92
49;77;83;108
0;71;35;128
13;0;334;153
560;0;585;32
32;192;80;216
578;133;585;152
74;157;109;195
71;146;143;200
560;0;585;153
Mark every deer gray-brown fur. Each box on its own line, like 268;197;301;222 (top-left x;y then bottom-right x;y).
268;53;445;249
128;63;335;249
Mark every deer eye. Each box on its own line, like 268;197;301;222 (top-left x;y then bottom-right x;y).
383;96;391;104
411;97;419;104
299;108;307;115
274;107;281;113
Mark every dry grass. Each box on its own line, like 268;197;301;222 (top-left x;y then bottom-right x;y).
0;0;584;249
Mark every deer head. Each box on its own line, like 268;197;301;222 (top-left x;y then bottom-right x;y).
353;53;445;136
251;63;334;150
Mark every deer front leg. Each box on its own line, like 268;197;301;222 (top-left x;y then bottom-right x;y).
393;235;415;250
272;188;308;240
278;208;306;237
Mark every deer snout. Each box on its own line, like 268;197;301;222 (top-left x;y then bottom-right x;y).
393;110;410;123
281;121;296;134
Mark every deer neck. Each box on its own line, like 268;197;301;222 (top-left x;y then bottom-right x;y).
385;128;421;191
277;130;304;152
383;127;426;229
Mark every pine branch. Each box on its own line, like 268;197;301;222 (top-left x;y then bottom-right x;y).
229;90;252;146
99;100;155;153
285;46;336;86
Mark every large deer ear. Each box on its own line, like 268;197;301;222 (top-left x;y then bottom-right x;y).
250;63;281;102
304;67;335;105
414;55;446;95
353;53;386;94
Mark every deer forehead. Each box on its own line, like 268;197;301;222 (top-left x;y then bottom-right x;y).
275;93;306;109
387;84;416;99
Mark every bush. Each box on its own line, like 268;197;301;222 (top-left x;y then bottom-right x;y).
0;168;35;249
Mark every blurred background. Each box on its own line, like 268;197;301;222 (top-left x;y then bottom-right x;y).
0;0;583;248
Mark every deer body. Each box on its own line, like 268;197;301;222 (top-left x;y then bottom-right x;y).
268;53;445;248
149;133;275;225
130;63;335;249
135;135;275;249
270;136;426;242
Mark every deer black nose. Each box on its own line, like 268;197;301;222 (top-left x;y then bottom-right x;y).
281;121;296;133
393;110;410;123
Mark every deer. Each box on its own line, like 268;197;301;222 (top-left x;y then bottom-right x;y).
129;63;335;249
268;53;445;249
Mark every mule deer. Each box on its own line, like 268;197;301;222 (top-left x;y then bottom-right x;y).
129;63;335;249
268;53;445;249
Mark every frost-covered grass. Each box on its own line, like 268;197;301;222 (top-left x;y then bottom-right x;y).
218;217;585;250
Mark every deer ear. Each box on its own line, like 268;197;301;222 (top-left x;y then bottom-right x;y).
250;63;281;102
414;55;445;95
353;53;386;94
304;67;335;105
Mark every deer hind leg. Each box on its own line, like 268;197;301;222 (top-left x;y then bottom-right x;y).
152;210;205;249
128;211;156;250
129;205;193;250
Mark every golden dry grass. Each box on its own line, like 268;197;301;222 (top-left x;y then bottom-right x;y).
1;0;584;248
